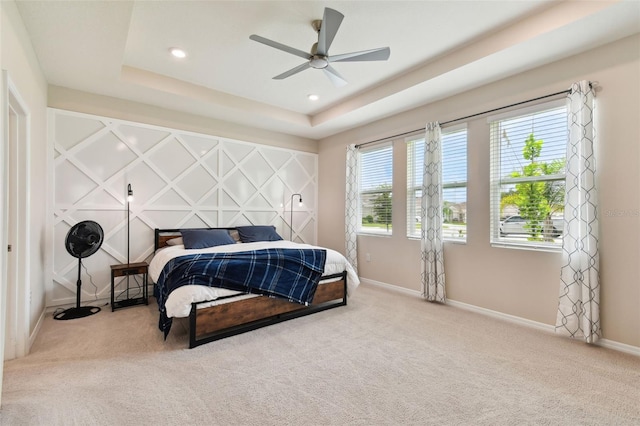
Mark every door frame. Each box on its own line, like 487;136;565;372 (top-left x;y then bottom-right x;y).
1;70;31;375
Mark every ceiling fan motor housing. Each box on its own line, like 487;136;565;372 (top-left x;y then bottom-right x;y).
309;42;329;69
310;55;329;69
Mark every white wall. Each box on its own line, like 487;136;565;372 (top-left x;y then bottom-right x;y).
318;34;640;349
49;108;318;307
1;1;48;339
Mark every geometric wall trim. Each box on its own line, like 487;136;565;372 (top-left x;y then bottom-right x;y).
49;108;317;307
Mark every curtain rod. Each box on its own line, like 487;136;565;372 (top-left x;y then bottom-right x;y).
354;88;571;149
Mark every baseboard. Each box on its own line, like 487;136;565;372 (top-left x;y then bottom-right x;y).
45;285;155;313
28;309;46;352
360;277;640;357
598;338;640;357
360;277;422;298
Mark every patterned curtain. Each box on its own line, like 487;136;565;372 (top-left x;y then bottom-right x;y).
555;81;600;343
345;144;359;274
421;122;446;302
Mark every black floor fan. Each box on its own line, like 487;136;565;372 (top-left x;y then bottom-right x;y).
54;220;104;320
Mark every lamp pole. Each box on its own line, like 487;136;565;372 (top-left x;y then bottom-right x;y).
290;193;302;241
126;184;134;300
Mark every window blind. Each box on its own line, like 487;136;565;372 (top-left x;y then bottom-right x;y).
489;100;568;249
359;142;393;235
407;126;467;240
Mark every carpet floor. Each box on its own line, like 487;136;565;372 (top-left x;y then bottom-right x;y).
1;284;639;425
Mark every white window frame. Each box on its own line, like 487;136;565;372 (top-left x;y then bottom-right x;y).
489;99;567;251
406;124;468;242
358;141;393;236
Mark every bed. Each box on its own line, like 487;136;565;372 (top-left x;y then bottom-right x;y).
149;227;359;348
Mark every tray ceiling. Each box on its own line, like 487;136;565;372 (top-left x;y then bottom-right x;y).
15;0;640;139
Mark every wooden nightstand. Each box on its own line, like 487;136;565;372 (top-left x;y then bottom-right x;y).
110;262;148;311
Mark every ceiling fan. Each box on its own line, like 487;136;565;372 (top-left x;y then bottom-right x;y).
249;7;390;87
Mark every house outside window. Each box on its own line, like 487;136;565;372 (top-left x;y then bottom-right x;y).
407;125;467;240
489;99;567;250
359;142;393;235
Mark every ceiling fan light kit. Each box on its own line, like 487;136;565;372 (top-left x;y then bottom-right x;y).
250;7;390;87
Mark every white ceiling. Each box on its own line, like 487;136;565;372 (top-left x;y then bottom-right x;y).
15;0;640;140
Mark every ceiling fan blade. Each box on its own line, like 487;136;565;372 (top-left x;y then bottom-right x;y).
316;8;344;56
330;47;391;63
273;62;311;80
323;65;348;87
249;34;311;60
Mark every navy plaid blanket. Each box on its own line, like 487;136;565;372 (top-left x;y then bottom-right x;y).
156;248;327;337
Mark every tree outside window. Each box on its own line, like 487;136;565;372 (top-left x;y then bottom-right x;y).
371;185;392;232
500;133;565;240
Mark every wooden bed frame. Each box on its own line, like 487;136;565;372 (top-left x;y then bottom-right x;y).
154;228;348;348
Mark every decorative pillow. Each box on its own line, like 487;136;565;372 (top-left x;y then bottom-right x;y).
181;229;236;249
166;237;183;246
236;226;283;243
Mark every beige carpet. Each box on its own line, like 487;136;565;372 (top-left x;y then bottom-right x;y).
1;284;639;425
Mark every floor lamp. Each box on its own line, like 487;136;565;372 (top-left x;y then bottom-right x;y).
126;184;133;298
290;193;302;240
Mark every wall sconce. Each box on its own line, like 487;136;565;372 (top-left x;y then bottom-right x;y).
290;193;302;241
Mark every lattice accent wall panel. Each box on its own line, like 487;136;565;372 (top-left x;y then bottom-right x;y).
50;108;317;306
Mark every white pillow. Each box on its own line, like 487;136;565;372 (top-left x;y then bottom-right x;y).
166;237;184;246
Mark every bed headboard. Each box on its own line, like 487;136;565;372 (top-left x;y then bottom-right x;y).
154;227;239;251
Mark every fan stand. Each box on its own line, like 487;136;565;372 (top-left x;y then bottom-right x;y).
53;256;101;320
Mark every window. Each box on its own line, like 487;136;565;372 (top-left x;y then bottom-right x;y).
359;142;393;235
489;100;567;249
407;126;468;240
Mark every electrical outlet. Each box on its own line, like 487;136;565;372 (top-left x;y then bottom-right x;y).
366;253;371;262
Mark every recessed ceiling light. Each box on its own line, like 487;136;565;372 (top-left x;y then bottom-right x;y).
308;94;319;101
169;47;187;59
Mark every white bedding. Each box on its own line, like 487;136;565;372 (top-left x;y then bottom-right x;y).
149;240;360;319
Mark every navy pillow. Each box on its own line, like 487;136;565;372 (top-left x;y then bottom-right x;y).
236;226;283;243
181;229;235;249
